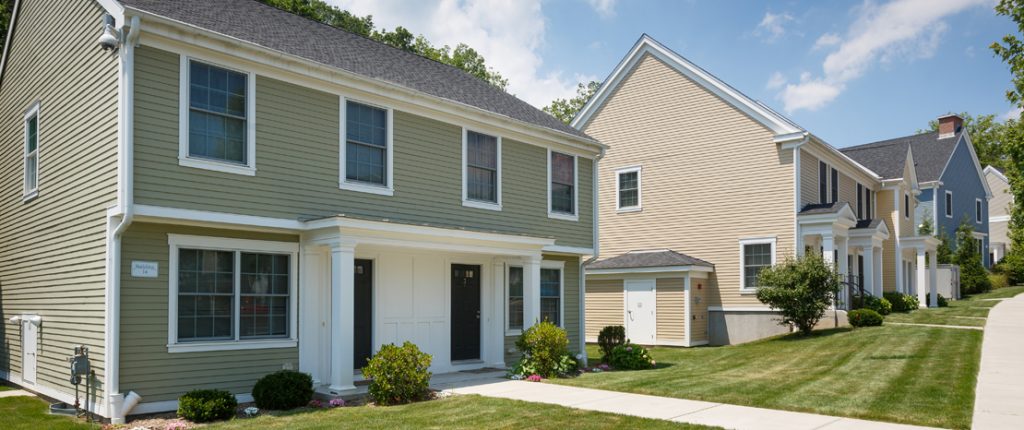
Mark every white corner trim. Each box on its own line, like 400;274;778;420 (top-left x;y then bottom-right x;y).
547;149;579;221
461;128;502;211
945;190;954;218
614;165;642;212
991;215;1010;223
177;55;257;176
738;236;777;291
339;96;395;196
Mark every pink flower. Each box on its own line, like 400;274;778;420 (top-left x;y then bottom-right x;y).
526;374;543;382
166;420;188;430
308;399;324;408
329;399;346;408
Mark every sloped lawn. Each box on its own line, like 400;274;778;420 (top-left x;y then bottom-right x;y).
886;286;1024;327
554;325;982;429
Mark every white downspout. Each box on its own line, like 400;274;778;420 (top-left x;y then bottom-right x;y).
106;16;140;424
579;147;605;366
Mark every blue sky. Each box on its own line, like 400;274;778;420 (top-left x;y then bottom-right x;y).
332;0;1017;148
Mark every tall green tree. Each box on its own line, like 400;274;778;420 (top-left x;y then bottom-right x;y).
923;112;1009;171
0;0;13;54
257;0;508;90
992;0;1024;284
953;219;992;294
543;81;601;124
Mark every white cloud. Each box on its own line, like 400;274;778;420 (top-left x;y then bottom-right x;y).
755;12;795;42
587;0;618;19
813;33;841;50
778;0;991;113
766;71;786;90
1001;107;1023;122
327;0;582;107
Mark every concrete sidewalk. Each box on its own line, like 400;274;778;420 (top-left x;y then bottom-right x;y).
972;293;1024;430
443;379;940;430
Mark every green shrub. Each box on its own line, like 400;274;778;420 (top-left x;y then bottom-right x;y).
362;342;432;405
847;309;884;327
513;321;574;378
954;219;992;295
862;295;892;315
608;343;655;370
925;293;949;307
755;255;841;335
883;292;920;312
597;325;626;363
989;272;1010;290
251;370;313;410
996;251;1024;284
177;389;237;423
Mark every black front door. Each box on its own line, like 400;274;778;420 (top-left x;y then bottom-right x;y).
354;259;373;370
450;264;481;361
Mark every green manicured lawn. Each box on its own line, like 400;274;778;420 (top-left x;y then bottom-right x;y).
0;396;99;430
207;395;717;429
554;325;981;429
886;286;1024;327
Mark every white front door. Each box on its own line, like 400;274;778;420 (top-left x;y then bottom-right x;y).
22;316;38;385
624;279;656;345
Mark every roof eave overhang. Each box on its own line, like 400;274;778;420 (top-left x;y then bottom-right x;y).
586;265;715;275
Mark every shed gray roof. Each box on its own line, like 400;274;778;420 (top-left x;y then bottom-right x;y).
120;0;592;141
853;219;883;230
839;131;960;182
588;250;713;270
799;202;846;215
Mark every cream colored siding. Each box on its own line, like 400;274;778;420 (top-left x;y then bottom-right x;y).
800;150;820;206
655;278;685;344
879;189;898;291
584;54;795;307
119;223;300;402
0;0;118;398
839;172;858;209
584;279;624;339
691;277;710;342
989;175;1012;217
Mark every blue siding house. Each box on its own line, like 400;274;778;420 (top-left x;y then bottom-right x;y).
842;115;993;266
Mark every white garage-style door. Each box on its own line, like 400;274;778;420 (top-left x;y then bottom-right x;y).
624;279;656;345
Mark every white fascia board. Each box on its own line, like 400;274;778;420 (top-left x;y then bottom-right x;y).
572;34;802;136
984;165;1008;183
586;265;714;275
542;245;595;255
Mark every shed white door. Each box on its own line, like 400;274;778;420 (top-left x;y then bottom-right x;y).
22;317;38;385
624;279;656;345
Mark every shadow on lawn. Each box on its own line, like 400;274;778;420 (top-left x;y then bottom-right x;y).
775;327;854;341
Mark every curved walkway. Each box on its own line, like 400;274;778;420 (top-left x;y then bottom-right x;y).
972;293;1024;430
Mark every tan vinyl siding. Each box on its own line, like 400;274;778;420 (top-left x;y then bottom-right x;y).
655;278;685;344
800;150;819;206
584;279;623;340
691;277;710;342
0;0;118;399
879;189;898;291
584;54;795;307
119;223;300;402
839;172;858;210
988;173;1011;217
503;254;581;364
132;46;592;249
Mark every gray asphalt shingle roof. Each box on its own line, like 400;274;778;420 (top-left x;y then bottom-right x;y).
799;202;847;215
588;250;713;270
120;0;592;141
839;131;960;182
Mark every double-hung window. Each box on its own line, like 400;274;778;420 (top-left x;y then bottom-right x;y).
904;193;911;219
818;161;828;204
181;58;255;175
23;102;40;199
616;166;641;211
549;151;578;220
740;238;776;290
865;188;873;218
831;168;839;204
506;266;524;332
976;199;983;224
341;99;393;196
169;235;298;353
945;191;953;218
856;183;863;219
540;265;563;326
463;130;501;209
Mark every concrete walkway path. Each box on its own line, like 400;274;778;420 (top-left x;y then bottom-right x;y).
443;379;940;430
972;293;1024;430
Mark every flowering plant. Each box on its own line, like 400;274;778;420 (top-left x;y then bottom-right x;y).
308;399;323;408
526;374;543;382
243;406;260;417
165;421;189;430
329;399;346;408
608;343;655;370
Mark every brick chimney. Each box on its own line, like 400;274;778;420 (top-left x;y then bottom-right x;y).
937;114;963;139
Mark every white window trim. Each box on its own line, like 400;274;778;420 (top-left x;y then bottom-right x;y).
547;149;579;221
339;96;395;196
167;234;299;353
904;192;911;220
739;237;777;293
462;127;502;211
945;191;953;218
541;260;566;328
505;264;523;336
23;101;40;201
818;161;828;204
615;165;642;212
178;55;257;176
976;198;983;224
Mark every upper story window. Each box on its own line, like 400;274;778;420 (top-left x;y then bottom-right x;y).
341;99;394;196
616;166;641;211
23;102;40;200
463;129;501;209
180;57;256;176
506;266;524;333
540;266;563;326
818;161;828;204
866;188;873;219
976;198;983;224
945;191;953;218
830;168;838;204
548;150;578;220
856;183;863;219
740;237;776;290
904;193;910;219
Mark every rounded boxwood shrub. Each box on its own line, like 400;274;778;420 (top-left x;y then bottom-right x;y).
178;389;237;423
848;309;884;327
252;370;314;410
608;343;655;370
362;341;432;405
514;321;573;378
597;325;626;363
862;296;892;315
883;292;920;312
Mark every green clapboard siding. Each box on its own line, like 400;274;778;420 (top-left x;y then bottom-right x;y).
503;254;581;365
133;46;593;249
119;223;300;402
0;0;119;401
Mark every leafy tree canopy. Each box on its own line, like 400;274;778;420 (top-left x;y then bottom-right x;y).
543;81;601;124
992;0;1024;279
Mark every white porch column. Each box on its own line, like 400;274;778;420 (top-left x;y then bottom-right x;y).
929;251;938;308
837;237;849;308
523;255;542;327
873;247;883;297
821;234;835;266
329;244;356;392
488;260;506;366
915;248;927;308
862;246;874;296
895;247;904;294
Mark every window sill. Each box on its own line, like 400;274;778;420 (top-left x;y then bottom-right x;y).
463;199;502;211
340;180;394;196
179;157;256;176
505;329;523;337
617;206;641;213
739;288;758;295
548;212;579;222
23;190;38;202
167;338;297;353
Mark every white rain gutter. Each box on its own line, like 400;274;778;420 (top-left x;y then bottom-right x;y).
106;15;140;424
579;147;605;365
